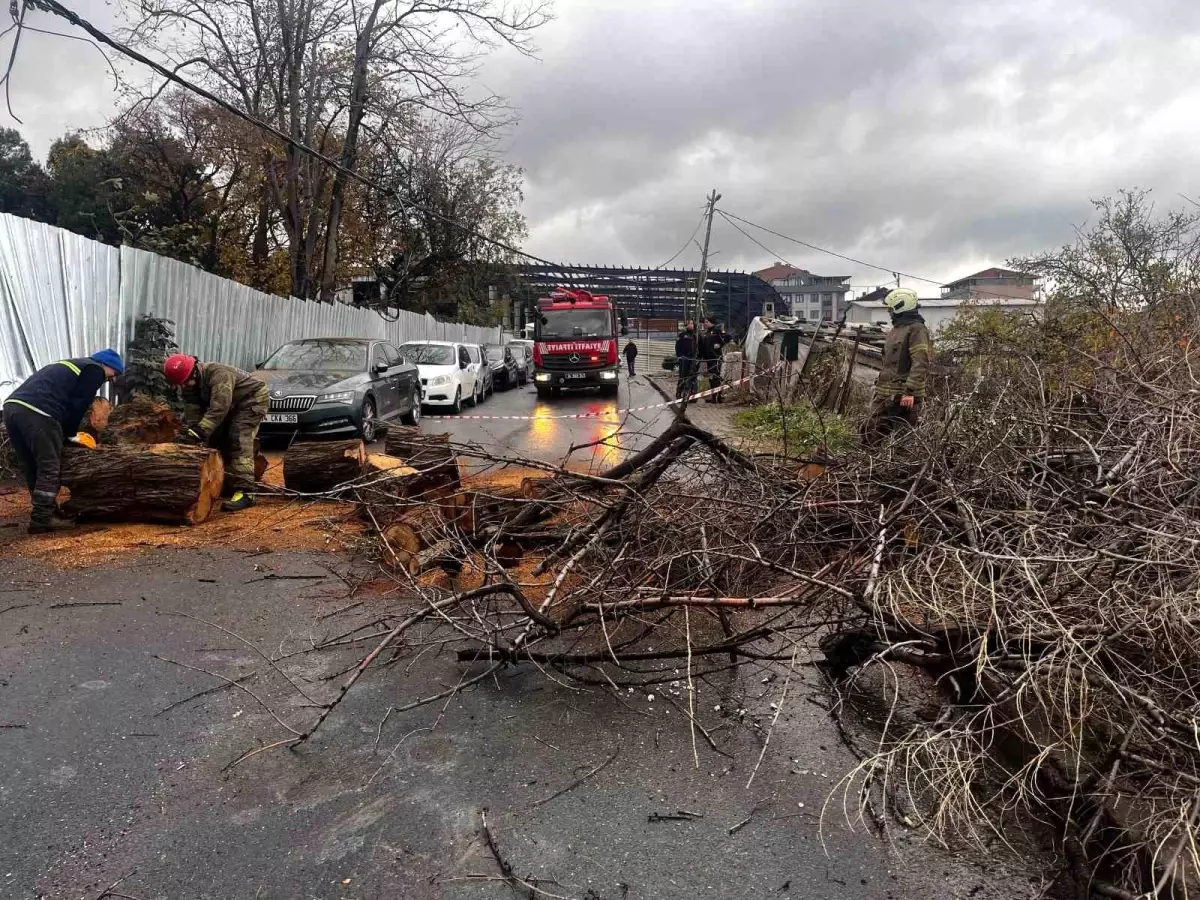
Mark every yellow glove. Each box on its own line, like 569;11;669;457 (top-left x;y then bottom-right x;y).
69;433;97;449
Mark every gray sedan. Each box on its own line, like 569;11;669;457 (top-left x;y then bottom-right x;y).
257;338;421;444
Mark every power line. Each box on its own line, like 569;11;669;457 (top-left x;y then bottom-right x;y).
23;0;567;275
718;208;1038;303
715;209;800;271
650;208;707;271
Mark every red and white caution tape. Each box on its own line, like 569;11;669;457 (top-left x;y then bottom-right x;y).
421;362;784;421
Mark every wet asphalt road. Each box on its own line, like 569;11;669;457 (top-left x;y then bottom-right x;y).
413;374;675;471
0;552;1042;900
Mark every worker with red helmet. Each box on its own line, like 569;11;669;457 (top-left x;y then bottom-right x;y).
163;354;268;511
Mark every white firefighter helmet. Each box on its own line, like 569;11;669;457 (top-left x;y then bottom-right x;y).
883;287;919;315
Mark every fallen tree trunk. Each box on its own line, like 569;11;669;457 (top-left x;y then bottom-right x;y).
283;440;366;494
60;443;224;524
384;427;449;459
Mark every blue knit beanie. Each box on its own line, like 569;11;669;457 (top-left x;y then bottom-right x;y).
90;349;124;375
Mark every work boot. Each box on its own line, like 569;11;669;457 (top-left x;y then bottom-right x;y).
28;502;76;534
222;491;256;512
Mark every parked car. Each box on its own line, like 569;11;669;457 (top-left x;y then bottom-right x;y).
485;344;521;390
506;340;532;385
257;337;420;444
469;344;493;398
398;340;483;413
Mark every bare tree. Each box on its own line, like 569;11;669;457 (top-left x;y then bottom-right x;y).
122;0;549;301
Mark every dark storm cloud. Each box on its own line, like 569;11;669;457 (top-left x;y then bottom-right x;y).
5;0;1198;292
484;0;1200;288
3;0;124;153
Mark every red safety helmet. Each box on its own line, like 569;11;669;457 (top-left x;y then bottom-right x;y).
164;354;197;385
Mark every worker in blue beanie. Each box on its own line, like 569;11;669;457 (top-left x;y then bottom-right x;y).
2;349;123;533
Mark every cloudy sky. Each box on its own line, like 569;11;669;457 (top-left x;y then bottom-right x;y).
8;0;1200;294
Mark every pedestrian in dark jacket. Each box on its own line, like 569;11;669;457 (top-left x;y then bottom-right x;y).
623;340;638;377
699;323;727;403
674;322;697;399
163;354;268;511
861;288;931;446
2;349;124;532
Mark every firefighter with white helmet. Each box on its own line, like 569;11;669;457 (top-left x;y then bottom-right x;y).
861;287;931;445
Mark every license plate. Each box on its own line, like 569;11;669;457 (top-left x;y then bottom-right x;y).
266;413;298;424
565;372;587;380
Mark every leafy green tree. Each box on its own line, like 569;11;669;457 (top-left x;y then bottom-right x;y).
0;127;52;221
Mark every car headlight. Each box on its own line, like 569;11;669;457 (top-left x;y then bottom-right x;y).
599;371;617;380
534;373;551;382
429;375;451;386
319;391;355;404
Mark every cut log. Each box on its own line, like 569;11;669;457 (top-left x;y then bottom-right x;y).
404;445;461;498
355;454;428;526
384;427;449;460
380;507;454;574
60;443;224;525
365;453;418;477
414;540;463;576
450;487;537;536
100;394;181;445
283;439;366;494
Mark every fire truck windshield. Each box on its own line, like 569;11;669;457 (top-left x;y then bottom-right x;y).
537;308;612;340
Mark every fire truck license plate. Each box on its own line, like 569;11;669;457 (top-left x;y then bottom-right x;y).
266;413;298;424
565;373;587;379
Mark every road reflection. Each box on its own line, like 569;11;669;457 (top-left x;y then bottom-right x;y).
526;396;626;470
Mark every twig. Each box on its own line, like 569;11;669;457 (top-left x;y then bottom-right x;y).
92;870;135;900
746;647;798;790
530;746;620;808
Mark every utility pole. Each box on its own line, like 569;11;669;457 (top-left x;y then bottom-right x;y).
694;189;721;323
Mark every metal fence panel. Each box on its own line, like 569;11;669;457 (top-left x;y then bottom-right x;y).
0;215;122;400
0;212;499;400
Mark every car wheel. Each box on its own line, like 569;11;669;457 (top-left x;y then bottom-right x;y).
535;385;551;400
359;396;378;442
451;388;462;414
401;387;421;426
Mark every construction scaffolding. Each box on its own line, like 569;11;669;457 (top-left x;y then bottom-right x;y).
506;263;784;336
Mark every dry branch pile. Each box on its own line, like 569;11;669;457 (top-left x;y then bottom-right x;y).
276;296;1199;897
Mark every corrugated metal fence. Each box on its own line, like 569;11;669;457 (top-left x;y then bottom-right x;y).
0;213;500;401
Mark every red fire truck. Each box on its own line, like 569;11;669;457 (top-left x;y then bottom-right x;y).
532;288;624;398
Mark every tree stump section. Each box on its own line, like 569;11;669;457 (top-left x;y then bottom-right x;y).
60;444;224;525
283;440;366;494
384;427;448;459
